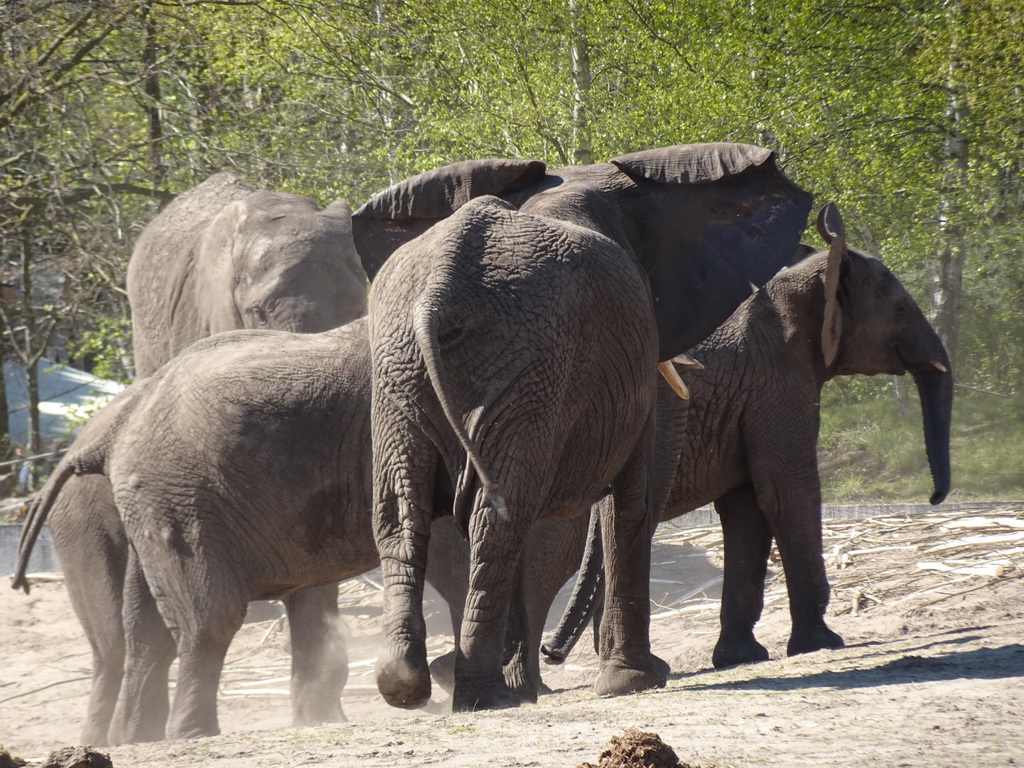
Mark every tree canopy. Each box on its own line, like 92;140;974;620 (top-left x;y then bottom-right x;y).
2;0;1022;426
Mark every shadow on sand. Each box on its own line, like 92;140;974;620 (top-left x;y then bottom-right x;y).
669;630;1024;693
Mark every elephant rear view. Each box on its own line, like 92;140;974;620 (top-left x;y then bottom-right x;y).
127;172;368;376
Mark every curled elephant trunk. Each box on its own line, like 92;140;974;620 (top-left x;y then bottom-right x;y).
911;362;953;505
541;506;605;664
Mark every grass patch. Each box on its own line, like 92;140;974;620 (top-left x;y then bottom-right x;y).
818;379;1024;503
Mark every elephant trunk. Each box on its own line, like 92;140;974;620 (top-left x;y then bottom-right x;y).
911;363;953;505
541;506;605;664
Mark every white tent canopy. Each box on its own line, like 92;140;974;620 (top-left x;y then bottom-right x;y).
4;358;124;446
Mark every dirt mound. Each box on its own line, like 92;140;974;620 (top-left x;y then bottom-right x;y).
576;728;706;768
39;747;112;768
0;747;27;768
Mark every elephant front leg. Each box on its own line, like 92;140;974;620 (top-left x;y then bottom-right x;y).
285;583;347;725
595;484;668;697
748;418;844;659
712;483;772;669
774;514;844;658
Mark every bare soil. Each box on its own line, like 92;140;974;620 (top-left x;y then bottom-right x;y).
3;504;1023;768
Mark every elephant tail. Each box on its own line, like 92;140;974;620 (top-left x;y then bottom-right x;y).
541;504;605;664
412;302;508;531
10;441;108;594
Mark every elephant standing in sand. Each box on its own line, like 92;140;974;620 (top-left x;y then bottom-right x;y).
14;322;422;740
15;317;590;743
529;204;953;677
353;143;813;711
35;174;368;744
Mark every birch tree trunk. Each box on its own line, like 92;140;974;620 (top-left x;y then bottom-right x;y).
931;2;968;365
568;0;593;166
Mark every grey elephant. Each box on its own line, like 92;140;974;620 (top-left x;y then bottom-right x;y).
36;173;369;743
533;203;953;675
13;320;439;741
127;172;368;377
13;316;590;743
354;143;814;712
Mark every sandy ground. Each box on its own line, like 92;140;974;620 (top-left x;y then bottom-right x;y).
3;503;1023;767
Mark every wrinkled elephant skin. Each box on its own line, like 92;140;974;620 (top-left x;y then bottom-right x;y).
356;144;814;711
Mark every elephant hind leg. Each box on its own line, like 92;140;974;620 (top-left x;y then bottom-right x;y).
595;454;668;697
285;583;348;726
163;584;247;741
79;619;126;746
109;555;175;744
373;419;438;711
126;530;247;741
64;546;127;745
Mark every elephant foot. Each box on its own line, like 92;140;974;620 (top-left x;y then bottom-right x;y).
80;721;113;748
107;727;166;746
108;711;168;745
501;661;540;704
787;623;845;657
712;632;770;669
594;654;668;697
429;651;457;695
376;646;432;709
452;676;521;712
166;718;220;742
291;702;345;727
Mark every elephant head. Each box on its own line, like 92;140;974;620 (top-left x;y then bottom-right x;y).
816;203;953;504
197;191;368;337
353;143;813;360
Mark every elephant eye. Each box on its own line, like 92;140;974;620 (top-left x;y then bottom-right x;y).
894;303;906;323
251;306;269;327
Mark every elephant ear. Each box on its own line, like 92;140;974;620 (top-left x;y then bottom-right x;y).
352;158;547;279
610;142;775;185
818;203;850;368
610;143;814;359
194;199;250;335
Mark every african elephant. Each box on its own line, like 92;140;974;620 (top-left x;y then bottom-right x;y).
14;320;456;741
127;172;368;377
355;143;813;711
37;173;369;743
538;203;953;674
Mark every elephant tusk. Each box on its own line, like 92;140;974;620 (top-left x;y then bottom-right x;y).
929;360;948;374
671;353;705;370
658;361;690;400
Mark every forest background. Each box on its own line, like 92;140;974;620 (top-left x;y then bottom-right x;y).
1;0;1021;502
